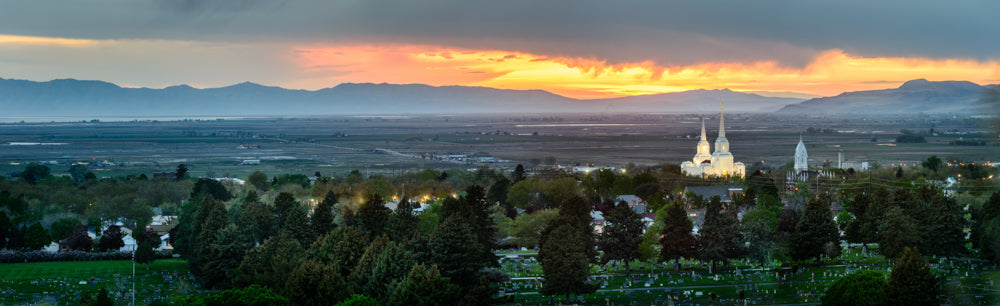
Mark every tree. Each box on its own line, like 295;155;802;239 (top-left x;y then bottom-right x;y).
598;203;644;274
49;217;82;241
822;270;886;306
203;285;291;306
20;163;51;184
351;236;390;294
273;192;296;226
238;199;277;245
882;247;939;305
175;164;188;181
512;164;526;182
247;171;270;191
698;196;743;272
386;198;418;243
539;221;595;302
283;260;352;306
94;287;113;306
98;225;125;252
282;203;315;247
740;208;777;265
313;191;338;237
191;178;232;202
791;194;840;261
24;221;51;250
428;213;483;288
879;207;919;260
336;294;378;306
972;192;1000;263
63;225;93;251
134;240;156;270
357;193;391;237
389;264;460;306
68;164;88;182
510;210;558;248
660;202;696;271
307;226;371;277
922;155;943;172
199;222;247;290
236;231;304;291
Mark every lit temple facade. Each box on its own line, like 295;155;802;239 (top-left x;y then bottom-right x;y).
681;104;746;178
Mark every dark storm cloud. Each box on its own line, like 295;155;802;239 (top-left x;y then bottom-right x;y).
1;0;997;66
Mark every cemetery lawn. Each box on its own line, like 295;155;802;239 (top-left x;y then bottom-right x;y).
0;259;199;305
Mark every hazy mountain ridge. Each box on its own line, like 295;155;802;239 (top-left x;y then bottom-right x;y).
0;77;804;116
778;79;995;115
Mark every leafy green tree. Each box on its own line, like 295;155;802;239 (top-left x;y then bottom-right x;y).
236;231;304;291
505;178;539;209
307;226;371;277
203;285;291;306
20;163;51;185
740;208;777;265
175;164;188;181
922;155;943;172
336;294;378;306
510;210;558;248
357;193;391;237
660;202;696;271
49;217;82;241
882;247;939;305
879;206;919;260
698;196;743;272
312;190;338;237
822;270;886;306
134;240;156;270
247;171;270;191
191;178;232;201
389;264;460;306
283;260;352;305
68;164;88;183
791;194;840;261
24;221;51;250
598;203;644;274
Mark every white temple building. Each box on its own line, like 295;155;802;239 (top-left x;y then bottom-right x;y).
681;104;746;178
794;135;809;173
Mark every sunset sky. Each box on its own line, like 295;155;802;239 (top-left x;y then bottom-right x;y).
1;0;998;99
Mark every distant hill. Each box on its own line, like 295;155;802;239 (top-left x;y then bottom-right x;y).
0;77;804;116
778;79;995;115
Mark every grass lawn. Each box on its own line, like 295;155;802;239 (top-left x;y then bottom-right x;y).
0;259;198;305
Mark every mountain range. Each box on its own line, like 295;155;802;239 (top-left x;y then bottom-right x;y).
0;77;994;116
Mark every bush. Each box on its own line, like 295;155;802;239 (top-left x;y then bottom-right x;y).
895;135;927;143
822;270;886;306
0;250;173;263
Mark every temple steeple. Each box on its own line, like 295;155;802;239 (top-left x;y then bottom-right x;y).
714;103;730;154
693;115;711;163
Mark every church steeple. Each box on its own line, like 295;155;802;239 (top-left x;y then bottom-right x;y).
694;115;711;163
714;103;730;154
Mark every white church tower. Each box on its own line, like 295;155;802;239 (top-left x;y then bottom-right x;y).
681;103;745;177
794;135;808;172
693;115;712;164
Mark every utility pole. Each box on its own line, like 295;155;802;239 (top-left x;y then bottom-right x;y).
132;248;136;306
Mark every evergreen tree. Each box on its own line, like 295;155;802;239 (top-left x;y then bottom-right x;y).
740;208;777;265
190;178;231;201
882;247;939;305
273;192;296;226
312;190;338;237
307;226;371;277
282;203;315;247
283;260;352;306
791;194;840;261
238;199;276;245
24;221;51;250
94;287;113;306
134;240;156;270
698;196;742;272
660;202;696;271
0;211;10;249
175;164;188;181
428;213;483;288
192;196;230;280
462;185;500;269
539;221;595;302
367;241;416;304
389;264;460;306
200;224;250;289
203;285;291;306
921;187;965;258
386;198;418;243
235;231;304;291
49;217;82;241
512;164;527;182
598;202;644;274
357;193;391;237
971;191;1000;263
351;236;390;294
879;206;919;260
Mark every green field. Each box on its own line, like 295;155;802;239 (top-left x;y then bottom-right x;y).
0;259;199;305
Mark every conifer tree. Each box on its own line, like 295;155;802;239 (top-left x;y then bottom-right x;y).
879;206;919;260
791;194;840;260
882;247;939;305
390;264;460;306
312;191;338;237
660;202;696;271
428;213;483;288
357;193;391;237
282;203;315;247
235;230;304;291
283;260;352;305
598;202;644;274
698;196;742;272
24;221;51;251
538;195;596;302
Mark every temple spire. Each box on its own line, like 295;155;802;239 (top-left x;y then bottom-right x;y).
700;115;707;140
718;103;725;138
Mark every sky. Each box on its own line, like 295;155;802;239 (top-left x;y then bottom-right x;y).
1;0;999;99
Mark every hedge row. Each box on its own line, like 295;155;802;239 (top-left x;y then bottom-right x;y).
0;250;174;263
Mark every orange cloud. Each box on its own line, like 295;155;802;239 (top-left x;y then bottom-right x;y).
288;44;1000;99
0;34;99;47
